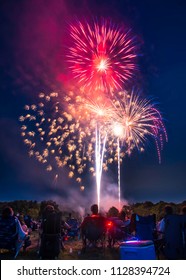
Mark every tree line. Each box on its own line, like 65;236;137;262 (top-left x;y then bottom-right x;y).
0;200;185;221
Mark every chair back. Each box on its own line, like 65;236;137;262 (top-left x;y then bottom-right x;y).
107;217;127;240
66;218;79;237
82;216;106;241
164;214;184;259
41;211;61;235
131;213;156;240
0;216;17;250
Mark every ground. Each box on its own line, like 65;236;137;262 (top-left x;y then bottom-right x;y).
0;231;121;260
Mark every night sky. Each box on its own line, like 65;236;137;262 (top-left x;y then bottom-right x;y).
0;0;186;208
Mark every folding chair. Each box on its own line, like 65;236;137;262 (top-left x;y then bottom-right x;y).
66;218;80;239
39;211;62;259
0;216;22;259
129;213;160;259
107;217;129;248
163;214;184;259
130;213;156;240
81;216;107;253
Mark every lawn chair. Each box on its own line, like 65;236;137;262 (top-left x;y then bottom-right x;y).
39;211;62;259
0;216;24;259
107;217;130;248
129;213;159;259
163;214;184;259
66;218;80;239
81;216;107;253
130;213;156;240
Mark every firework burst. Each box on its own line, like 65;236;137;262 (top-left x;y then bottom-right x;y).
19;89;167;208
19;92;86;189
67;19;139;95
18;15;168;209
110;90;168;163
19;92;112;191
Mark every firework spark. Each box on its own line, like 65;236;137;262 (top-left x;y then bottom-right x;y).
110;90;168;163
72;90;167;209
19;92;111;192
67;19;139;94
19;89;167;208
19;16;167;209
19;92;86;189
18;91;113;196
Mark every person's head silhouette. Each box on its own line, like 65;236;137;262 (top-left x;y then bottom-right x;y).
90;204;98;215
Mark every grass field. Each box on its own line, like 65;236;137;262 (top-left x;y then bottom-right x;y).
0;231;121;260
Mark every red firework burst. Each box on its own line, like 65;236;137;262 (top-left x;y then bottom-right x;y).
67;19;139;94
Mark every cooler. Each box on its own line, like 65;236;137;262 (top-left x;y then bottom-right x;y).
120;240;156;260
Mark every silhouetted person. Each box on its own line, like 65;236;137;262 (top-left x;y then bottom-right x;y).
18;215;31;250
80;204;107;251
0;206;26;257
90;204;99;216
157;204;173;234
1;207;26;240
39;204;70;257
80;204;100;229
24;214;32;228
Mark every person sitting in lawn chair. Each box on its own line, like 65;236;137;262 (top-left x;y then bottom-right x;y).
39;204;68;259
66;214;80;239
0;206;26;258
80;204;107;252
157;205;173;236
107;211;131;248
18;215;31;251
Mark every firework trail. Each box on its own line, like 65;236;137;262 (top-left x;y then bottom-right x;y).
19;16;167;208
19;89;167;208
74;90;167;208
110;90;168;206
19;92;113;193
111;90;168;160
117;137;121;210
67;19;139;95
95;123;107;210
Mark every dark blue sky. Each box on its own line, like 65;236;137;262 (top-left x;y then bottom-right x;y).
0;0;186;207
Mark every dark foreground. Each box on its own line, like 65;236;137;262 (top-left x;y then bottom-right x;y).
0;231;167;260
